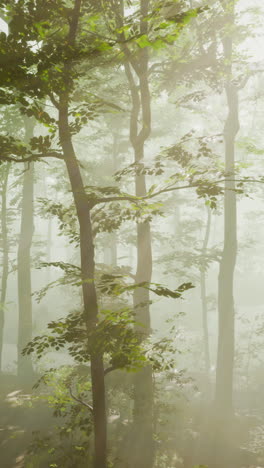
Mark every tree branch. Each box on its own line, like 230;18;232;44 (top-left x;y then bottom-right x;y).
0;152;64;163
104;365;117;376
87;177;264;207
48;93;60;109
69;386;94;414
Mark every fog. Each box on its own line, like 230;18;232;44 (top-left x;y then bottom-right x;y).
0;1;264;467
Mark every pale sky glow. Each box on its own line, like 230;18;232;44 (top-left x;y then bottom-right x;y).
0;18;8;34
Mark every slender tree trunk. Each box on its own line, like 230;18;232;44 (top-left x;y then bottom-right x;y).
200;206;211;377
56;2;107;465
17;119;35;379
0;163;10;372
133;144;153;468
121;1;154;466
215;0;239;416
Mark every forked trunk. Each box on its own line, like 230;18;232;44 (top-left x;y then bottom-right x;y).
117;0;154;464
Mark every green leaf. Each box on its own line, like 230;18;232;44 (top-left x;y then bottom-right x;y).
136;34;152;48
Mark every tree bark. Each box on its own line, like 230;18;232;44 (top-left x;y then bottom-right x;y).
17;119;35;379
0;163;10;372
215;0;239;416
57;3;107;465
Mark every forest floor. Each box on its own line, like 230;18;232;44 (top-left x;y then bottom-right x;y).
1;373;264;468
0;374;53;468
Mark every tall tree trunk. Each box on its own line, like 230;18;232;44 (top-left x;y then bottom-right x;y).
57;4;107;465
0;163;10;372
215;0;239;416
17;119;35;379
121;1;154;466
200;206;211;377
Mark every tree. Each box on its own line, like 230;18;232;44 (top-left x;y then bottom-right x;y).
17;117;35;379
51;3;107;466
0;1;109;465
1;1;262;467
111;1;154;466
215;0;239;416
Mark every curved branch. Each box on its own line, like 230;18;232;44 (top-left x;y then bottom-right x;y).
48;93;60;109
69;386;94;414
104;365;117;376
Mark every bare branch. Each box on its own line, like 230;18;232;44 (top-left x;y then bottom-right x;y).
69;386;94;414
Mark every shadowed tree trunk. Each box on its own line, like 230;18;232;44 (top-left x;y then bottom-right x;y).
0;163;10;372
215;0;239;417
17;119;35;379
59;102;107;468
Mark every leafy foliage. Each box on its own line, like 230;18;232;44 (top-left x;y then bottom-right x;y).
26;366;94;468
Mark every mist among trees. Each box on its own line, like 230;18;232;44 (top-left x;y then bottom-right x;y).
0;1;264;467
